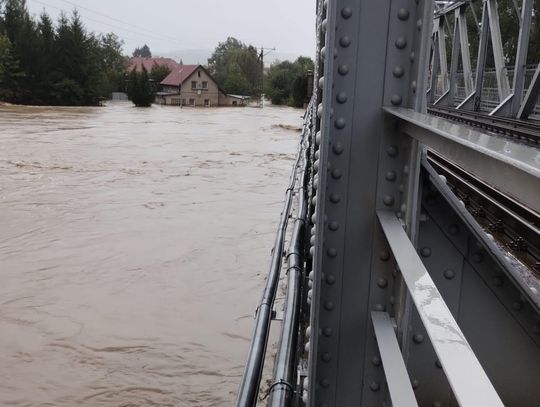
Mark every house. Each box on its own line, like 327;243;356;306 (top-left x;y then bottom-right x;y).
156;64;248;107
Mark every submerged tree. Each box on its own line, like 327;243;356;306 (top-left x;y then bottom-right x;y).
126;67;154;107
265;57;314;107
208;37;262;96
0;35;24;101
0;0;126;105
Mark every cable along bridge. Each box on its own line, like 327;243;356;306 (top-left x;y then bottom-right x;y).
237;1;540;406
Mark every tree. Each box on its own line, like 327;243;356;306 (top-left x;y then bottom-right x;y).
208;37;262;95
265;57;314;107
96;32;127;97
0;0;126;105
0;34;24;101
150;63;171;85
126;67;154;107
132;44;151;58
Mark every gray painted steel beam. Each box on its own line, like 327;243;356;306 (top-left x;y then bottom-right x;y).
486;0;511;100
517;62;540;119
371;312;419;407
492;0;534;117
438;18;449;97
377;210;504;407
460;1;490;111
447;9;462;107
457;7;473;95
385;107;540;213
510;0;533;115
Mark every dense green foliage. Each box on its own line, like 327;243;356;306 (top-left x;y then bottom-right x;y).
132;44;151;58
208;37;262;96
265;57;314;107
0;0;126;105
126;67;154;107
150;64;171;84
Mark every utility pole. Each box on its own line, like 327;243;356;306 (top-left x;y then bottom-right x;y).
258;47;275;108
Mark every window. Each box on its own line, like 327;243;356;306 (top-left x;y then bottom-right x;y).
204;99;209;106
198;70;201;78
191;81;197;89
189;98;195;106
171;98;181;106
182;99;186;105
202;81;208;90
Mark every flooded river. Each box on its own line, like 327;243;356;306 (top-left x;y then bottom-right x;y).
0;102;301;406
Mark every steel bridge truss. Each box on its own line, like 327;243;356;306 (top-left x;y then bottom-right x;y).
236;1;540;406
430;0;540;119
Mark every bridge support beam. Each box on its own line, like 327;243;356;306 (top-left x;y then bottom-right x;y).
306;0;433;405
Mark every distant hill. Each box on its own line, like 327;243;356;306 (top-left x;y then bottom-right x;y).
153;48;310;67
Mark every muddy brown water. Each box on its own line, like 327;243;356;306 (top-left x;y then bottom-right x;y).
0;102;302;406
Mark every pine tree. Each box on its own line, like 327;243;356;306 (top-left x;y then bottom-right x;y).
126;67;154;107
0;34;24;102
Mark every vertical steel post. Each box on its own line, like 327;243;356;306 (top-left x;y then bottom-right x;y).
462;0;490;111
486;0;511;101
437;17;449;96
517;62;540;119
448;9;462;107
509;0;533;116
458;6;474;95
430;32;441;104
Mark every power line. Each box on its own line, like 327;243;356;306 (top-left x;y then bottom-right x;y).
56;0;184;44
28;0;195;49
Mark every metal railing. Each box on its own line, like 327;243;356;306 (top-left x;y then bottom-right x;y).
236;103;312;407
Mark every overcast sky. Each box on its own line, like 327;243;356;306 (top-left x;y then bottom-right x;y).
26;0;316;60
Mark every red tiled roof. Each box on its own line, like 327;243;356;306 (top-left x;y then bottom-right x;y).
127;57;181;73
160;65;200;87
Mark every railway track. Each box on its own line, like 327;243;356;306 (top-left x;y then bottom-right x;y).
427;150;540;277
427;105;540;144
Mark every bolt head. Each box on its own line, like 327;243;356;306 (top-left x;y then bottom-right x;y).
338;64;349;75
383;195;395;206
395;37;407;49
331;168;342;179
335;117;346;129
393;65;405;78
391;94;402;105
332;142;344;154
387;145;398;157
339;36;351;48
398;8;410;20
336;92;347;104
385;171;396;181
369;381;380;392
341;7;352;19
377;278;388;288
413;333;424;344
443;269;455;280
